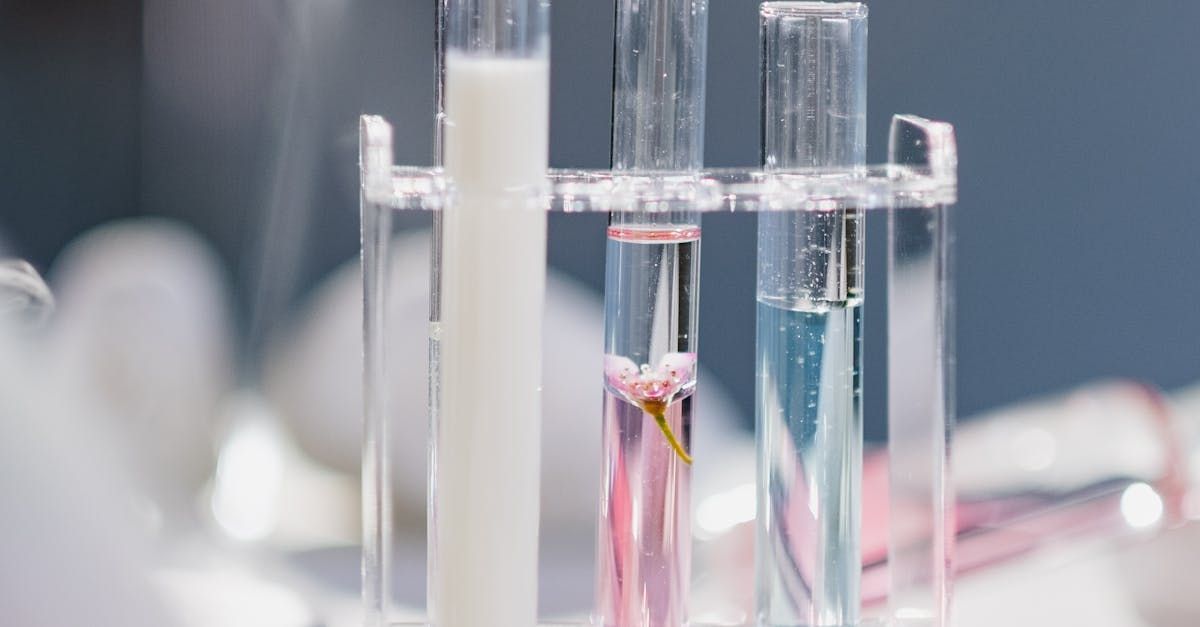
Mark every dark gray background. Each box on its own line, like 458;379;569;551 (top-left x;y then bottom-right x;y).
2;1;1197;435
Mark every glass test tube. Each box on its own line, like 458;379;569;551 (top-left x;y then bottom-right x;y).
431;2;550;627
887;114;957;626
597;1;708;626
756;4;867;626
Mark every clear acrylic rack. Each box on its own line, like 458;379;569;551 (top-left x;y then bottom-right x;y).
362;129;955;216
359;112;957;627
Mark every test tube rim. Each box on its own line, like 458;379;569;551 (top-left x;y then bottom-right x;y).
760;1;868;20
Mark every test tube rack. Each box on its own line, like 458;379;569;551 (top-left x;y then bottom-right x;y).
360;2;958;626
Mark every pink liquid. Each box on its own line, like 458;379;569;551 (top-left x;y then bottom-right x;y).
607;225;702;242
595;391;693;627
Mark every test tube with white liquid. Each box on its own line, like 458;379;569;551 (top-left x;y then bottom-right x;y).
430;1;550;627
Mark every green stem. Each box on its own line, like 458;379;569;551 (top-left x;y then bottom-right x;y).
651;411;693;465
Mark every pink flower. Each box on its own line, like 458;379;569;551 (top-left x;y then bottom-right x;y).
605;353;697;404
604;352;697;465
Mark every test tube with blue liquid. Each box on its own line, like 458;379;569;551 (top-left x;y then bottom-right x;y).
756;3;867;626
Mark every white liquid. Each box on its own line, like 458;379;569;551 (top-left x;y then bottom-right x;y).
433;54;549;627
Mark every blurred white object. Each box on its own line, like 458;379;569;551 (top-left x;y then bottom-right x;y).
1117;521;1200;626
210;394;288;542
954;545;1149;627
154;561;316;627
0;325;174;626
1;222;330;627
49;219;236;509
957;381;1180;498
206;390;360;548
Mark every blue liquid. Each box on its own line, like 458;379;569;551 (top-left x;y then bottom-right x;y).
756;298;862;626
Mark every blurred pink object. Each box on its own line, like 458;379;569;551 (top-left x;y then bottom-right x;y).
704;380;1188;615
861;380;1187;605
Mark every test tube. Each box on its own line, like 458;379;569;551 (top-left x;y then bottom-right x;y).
596;1;708;626
756;3;866;626
430;2;550;627
887;114;956;625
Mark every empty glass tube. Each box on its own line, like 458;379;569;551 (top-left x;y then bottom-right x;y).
887;114;957;626
430;2;550;627
596;0;708;625
756;4;867;626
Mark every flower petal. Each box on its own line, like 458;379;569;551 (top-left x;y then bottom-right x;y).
603;354;640;391
605;352;697;406
657;352;696;380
